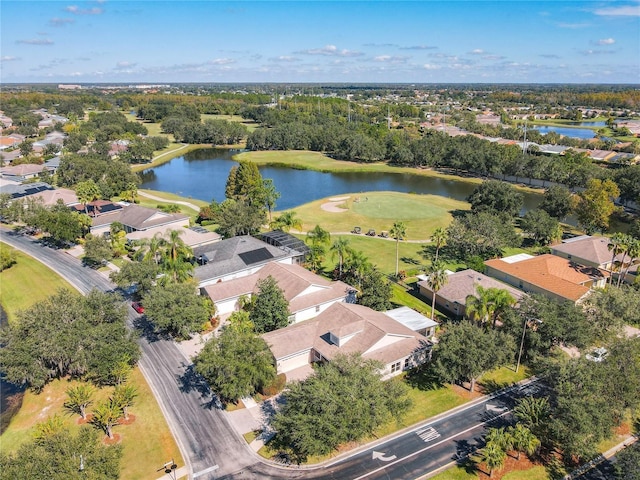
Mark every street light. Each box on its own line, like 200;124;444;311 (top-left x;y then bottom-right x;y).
516;316;540;373
160;460;178;480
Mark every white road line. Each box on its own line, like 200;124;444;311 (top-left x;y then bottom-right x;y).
352;411;511;480
193;465;219;478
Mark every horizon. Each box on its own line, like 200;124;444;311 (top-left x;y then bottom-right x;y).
1;1;639;84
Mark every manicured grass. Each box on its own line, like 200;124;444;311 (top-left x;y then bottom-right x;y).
243;429;260;444
503;466;549;479
286;191;470;241
390;282;434;317
478;366;530;393
135;189;208;219
201;114;259;132
1;368;184;480
429;466;478;480
0;243;76;324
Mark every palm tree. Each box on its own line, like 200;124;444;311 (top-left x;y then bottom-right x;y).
507;424;540;460
479;442;506;478
330;237;351;278
64;384;94;420
91;399;122;440
143;232;164;265
513;396;550;436
431;227;447;263
75;179;101;215
489;288;517;328
608;233;626;286
344;249;372;288
164;229;189;263
426;261;448;323
465;285;492;325
306;224;330;247
620;238;640;285
390;221;407;277
486;427;513;453
113;384;138;421
162;229;193;282
271;210;302;233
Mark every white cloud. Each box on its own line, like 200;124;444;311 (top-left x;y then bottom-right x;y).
593;4;640;16
65;5;104;15
423;63;441;70
1;56;20;62
469;49;485;55
373;55;409;64
208;58;235;65
50;17;75;26
399;45;437;50
270;56;299;63
597;38;615;45
581;49;616;55
16;38;54;45
296;44;363;57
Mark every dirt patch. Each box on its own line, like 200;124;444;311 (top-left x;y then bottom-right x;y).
102;433;122;445
478;452;539;479
77;413;94;425
118;414;136;426
321;201;349;213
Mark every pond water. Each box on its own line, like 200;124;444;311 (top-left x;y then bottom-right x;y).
532;126;597;139
140;148;544;214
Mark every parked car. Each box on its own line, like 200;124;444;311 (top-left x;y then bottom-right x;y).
586;347;608;362
131;301;145;314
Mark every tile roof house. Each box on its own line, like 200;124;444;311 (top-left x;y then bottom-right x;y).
0;163;49;180
80;201;190;237
418;269;525;319
550;235;622;271
484;254;608;303
193;235;306;287
201;261;354;322
261;302;430;381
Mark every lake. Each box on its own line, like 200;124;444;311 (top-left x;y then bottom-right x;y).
533;126;597;139
140;148;544;214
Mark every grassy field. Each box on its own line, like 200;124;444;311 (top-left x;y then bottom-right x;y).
0;243;76;324
201;113;259;132
286;191;470;241
1;369;184;479
135;188;208;219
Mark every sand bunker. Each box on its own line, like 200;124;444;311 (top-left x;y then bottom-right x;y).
321;196;350;213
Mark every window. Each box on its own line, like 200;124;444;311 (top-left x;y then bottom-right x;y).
404;358;410;369
315;305;320;313
391;361;402;373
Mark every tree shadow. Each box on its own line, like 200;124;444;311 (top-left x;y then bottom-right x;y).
132;316;164;343
400;256;422;266
177;364;220;409
405;365;444;391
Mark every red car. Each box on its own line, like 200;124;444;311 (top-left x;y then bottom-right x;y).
132;302;145;314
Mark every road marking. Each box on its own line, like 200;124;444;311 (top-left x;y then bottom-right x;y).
353;410;511;480
486;403;509;413
372;451;397;462
416;426;441;443
193;465;219;478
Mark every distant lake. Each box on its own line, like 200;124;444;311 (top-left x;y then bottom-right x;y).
140;148;544;214
533;126;597;139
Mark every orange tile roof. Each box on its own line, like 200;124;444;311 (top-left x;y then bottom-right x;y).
484;254;606;302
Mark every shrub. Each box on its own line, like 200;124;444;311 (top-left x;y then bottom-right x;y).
261;373;287;397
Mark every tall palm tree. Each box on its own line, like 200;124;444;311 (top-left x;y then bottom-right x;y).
480;442;506;478
513;396;550;436
431;227;447;263
344;249;372;288
426;261;448;323
507;424;540;460
390;221;407;277
608;233;626;286
164;229;189;263
489;288;517;328
618;235;640;285
485;427;513;453
143;232;164;265
330;237;351;278
75;179;101;215
306;224;330;247
162;229;193;282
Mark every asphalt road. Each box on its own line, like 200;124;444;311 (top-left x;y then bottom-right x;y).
1;228;541;480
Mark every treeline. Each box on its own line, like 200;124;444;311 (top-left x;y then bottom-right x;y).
161;117;247;144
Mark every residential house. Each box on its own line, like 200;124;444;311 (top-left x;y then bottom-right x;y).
0;163;49;181
261;302;430;381
550;235;619;271
193;235;306;287
418;269;525;319
200;261;354;321
484;253;608;303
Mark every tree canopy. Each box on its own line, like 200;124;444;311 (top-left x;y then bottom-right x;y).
270;354;412;462
249;276;290;333
0;290;139;390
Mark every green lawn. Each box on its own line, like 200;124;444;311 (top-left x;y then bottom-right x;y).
286;191;470;241
0;243;76;324
1;369;184;480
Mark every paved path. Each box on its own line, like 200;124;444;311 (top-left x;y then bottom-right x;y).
138;190;201;212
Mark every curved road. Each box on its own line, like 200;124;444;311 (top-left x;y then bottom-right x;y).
1;228;539;480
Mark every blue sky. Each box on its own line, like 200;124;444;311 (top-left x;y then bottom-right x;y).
1;1;639;83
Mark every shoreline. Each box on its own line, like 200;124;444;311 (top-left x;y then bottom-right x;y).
131;143;245;173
